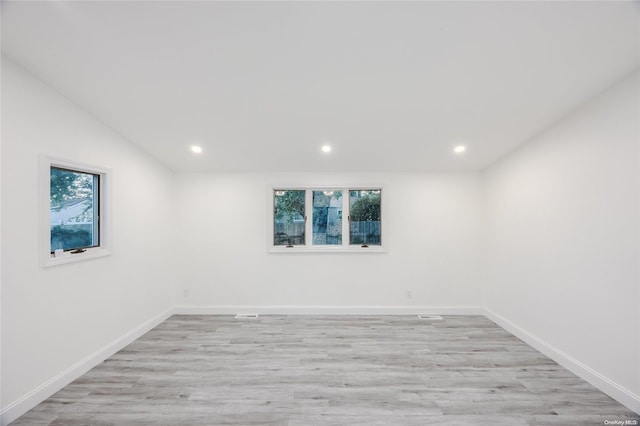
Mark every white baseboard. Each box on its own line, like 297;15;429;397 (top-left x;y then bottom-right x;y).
0;306;175;426
483;308;640;415
173;304;483;315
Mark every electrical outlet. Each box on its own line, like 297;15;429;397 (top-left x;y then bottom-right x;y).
183;289;190;297
405;291;412;300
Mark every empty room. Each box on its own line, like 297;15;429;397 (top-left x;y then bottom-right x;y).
1;1;639;425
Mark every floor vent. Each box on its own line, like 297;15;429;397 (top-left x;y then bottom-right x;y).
235;313;259;319
418;314;443;320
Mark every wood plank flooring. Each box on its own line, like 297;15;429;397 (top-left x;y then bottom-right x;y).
12;315;640;425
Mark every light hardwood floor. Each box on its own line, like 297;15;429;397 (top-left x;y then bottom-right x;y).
12;315;640;425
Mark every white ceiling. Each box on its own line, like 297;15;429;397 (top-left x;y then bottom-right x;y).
2;1;639;172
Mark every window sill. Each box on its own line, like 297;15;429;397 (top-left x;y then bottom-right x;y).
43;248;111;268
269;246;387;254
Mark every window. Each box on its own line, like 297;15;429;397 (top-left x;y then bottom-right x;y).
313;190;342;245
40;157;110;266
273;189;306;246
50;167;100;252
349;189;381;246
270;187;383;252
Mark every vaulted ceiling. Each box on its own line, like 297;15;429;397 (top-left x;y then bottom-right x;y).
2;1;639;172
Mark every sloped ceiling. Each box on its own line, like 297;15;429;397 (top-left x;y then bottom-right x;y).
2;1;639;172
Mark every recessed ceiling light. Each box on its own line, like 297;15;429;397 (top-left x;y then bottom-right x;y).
191;145;203;154
454;145;466;154
321;145;332;153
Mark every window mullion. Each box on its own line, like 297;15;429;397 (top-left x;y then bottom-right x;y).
93;174;100;247
342;188;349;247
305;189;313;247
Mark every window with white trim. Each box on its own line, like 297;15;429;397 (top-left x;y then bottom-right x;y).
41;157;111;266
271;188;383;251
50;167;100;252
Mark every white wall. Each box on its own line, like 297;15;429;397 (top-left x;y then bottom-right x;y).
0;56;4;424
483;71;640;408
0;58;176;420
175;172;482;311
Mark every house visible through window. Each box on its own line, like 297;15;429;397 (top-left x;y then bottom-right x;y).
313;190;342;245
272;188;382;250
50;166;100;252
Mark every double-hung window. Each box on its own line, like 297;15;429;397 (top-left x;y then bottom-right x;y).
271;187;383;252
41;157;111;266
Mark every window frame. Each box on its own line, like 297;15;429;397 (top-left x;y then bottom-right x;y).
50;166;101;252
40;156;111;267
348;188;383;247
311;189;344;247
268;186;385;253
273;189;307;247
